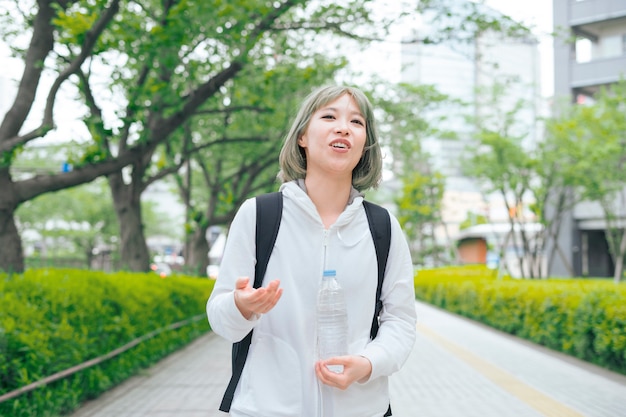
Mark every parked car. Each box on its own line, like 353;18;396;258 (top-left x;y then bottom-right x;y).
206;264;219;279
151;262;172;278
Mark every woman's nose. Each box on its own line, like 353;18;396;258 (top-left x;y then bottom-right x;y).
335;119;349;134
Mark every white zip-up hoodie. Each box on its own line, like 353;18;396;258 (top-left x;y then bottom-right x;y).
207;181;416;417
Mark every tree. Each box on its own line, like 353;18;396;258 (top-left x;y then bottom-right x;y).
80;0;386;271
173;59;345;275
413;0;531;45
14;176;172;268
549;81;626;282
464;78;622;279
395;170;447;266
464;79;542;278
539;102;595;277
459;212;488;230
374;82;456;265
375;0;531;267
584;81;626;283
0;0;532;273
0;0;388;273
15;179;118;267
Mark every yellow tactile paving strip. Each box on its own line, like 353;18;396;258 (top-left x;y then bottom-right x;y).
417;323;587;417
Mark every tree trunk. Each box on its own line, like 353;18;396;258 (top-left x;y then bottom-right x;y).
85;246;95;269
186;225;210;276
0;171;24;273
614;228;626;283
108;172;150;272
0;209;24;273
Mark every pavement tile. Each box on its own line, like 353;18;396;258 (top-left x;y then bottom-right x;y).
67;301;626;417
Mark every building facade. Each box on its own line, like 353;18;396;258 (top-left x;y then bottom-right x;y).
399;10;542;251
551;0;626;277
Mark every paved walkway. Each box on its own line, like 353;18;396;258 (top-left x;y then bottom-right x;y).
68;301;626;417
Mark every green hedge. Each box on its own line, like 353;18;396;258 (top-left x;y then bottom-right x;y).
415;266;626;376
0;269;214;417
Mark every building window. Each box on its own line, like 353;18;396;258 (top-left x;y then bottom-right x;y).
575;38;592;63
601;35;621;58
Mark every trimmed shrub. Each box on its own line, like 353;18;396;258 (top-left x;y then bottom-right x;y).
415;266;626;376
0;269;214;417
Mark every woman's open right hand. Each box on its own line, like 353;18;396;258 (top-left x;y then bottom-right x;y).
233;276;283;320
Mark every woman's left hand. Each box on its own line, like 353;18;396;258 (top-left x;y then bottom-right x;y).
315;355;372;390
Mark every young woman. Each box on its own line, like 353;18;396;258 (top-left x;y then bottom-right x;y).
207;85;416;417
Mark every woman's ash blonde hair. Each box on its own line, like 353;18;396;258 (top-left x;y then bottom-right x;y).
277;85;383;191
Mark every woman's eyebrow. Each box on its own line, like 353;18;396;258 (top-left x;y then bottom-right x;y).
320;106;364;117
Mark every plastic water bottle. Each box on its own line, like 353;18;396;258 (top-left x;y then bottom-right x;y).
316;269;348;373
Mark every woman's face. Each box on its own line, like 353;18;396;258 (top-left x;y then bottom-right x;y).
298;94;367;180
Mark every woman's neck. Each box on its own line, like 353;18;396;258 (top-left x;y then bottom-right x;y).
304;176;352;228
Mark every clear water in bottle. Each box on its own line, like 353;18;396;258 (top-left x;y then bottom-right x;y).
316;269;348;373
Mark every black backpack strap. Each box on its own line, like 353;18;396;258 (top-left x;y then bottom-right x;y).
253;192;283;288
364;200;392;417
219;192;283;412
363;200;391;340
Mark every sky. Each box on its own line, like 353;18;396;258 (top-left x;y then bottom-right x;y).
347;0;554;97
484;0;554;96
0;0;555;163
1;0;555;116
0;1;556;248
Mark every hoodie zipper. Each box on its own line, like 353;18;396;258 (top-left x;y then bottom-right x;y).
322;228;329;270
318;227;331;417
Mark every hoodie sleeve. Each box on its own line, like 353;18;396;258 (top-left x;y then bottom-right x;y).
206;198;261;343
360;213;417;381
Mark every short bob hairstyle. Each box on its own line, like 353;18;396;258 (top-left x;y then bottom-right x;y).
278;85;383;191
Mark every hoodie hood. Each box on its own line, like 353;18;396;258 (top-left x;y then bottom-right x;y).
279;180;369;247
279;180;365;229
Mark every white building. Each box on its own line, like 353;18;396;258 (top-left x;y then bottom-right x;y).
399;8;542;244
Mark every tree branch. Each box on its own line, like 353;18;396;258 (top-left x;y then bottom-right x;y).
270;21;386;42
119;65;151;152
44;0;121;125
193;106;272;115
76;68;112;154
15;139;158;204
0;0;58;150
158;0;302;138
0;0;121;154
